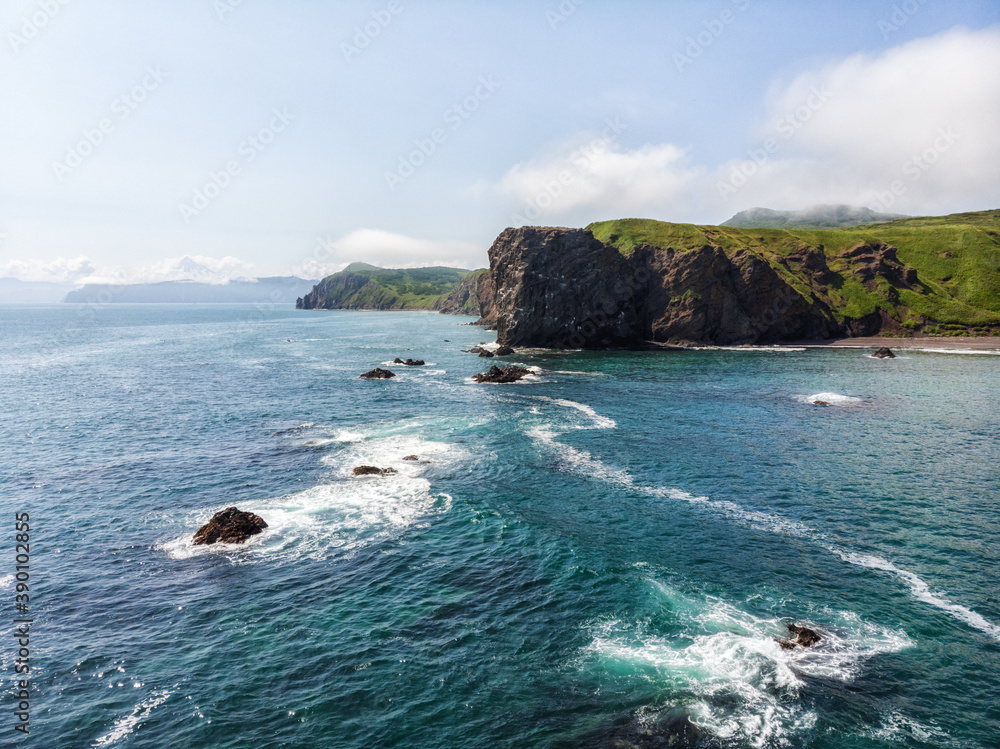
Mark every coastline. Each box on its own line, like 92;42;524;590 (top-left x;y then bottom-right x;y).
782;336;1000;352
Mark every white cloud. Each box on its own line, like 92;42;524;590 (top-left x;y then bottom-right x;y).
0;255;96;283
483;26;1000;224
291;229;484;279
0;254;256;285
491;134;703;226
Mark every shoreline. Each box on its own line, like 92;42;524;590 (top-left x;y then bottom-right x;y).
781;336;1000;352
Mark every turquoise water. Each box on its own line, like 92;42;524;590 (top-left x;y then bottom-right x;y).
2;304;998;748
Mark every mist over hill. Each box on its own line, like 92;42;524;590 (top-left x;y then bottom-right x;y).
63;277;317;304
722;205;909;230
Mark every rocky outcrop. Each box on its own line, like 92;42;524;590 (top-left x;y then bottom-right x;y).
477;227;841;347
435;270;486;315
494;346;515;356
360;368;395;379
473;365;531;383
352;466;397;476
193;507;267;545
873;347;896;359
393;358;425;366
839;242;919;289
779;623;823;649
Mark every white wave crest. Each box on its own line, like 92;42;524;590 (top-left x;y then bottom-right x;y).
93;689;172;747
798;392;864;406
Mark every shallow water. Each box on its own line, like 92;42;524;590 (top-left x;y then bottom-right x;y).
1;304;998;748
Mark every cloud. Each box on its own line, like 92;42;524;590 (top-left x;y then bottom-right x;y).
483;26;1000;224
0;256;96;283
0;254;256;285
490;132;703;226
291;230;484;279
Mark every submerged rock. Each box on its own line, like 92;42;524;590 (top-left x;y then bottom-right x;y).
473;365;531;384
192;507;267;546
352;465;398;476
402;455;419;461
360;367;396;379
873;347;896;359
778;622;823;649
462;346;491;354
813;400;831;406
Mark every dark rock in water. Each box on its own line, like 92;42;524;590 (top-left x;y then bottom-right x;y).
360;367;395;379
604;708;700;748
478;350;494;358
352;465;398;476
402;455;419;461
393;357;405;364
473;365;531;384
463;346;491;354
495;346;515;356
779;622;823;649
873;347;896;359
192;507;267;546
404;358;425;366
813;400;831;406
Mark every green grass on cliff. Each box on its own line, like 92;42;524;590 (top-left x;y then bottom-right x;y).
588;210;1000;332
303;263;476;310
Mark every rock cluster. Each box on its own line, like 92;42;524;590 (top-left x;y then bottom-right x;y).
193;507;268;546
473;365;531;384
352;466;397;476
393;358;426;366
778;623;823;650
360;368;395;379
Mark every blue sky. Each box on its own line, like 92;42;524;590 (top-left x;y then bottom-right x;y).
1;0;998;283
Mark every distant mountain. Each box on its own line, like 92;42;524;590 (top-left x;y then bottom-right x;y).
296;263;481;313
63;277;317;304
722;205;909;229
0;278;79;303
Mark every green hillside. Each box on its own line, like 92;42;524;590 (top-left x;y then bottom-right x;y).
588;209;1000;335
296;263;476;311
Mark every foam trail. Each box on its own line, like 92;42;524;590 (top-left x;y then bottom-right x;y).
528;397;1000;643
93;689;172;747
831;549;1000;642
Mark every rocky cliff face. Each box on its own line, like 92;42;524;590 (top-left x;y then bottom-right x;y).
477;227;844;347
434;270;486;316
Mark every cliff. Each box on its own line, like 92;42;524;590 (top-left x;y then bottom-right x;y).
476;211;1000;348
433;269;487;315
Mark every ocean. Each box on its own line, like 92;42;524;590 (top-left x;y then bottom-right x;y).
2;304;998;748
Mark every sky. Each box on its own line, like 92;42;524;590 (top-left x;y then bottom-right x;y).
1;0;999;285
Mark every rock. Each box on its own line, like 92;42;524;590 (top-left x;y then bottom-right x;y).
404;358;425;366
462;346;490;354
473;365;531;383
778;622;823;649
873;347;896;359
495;346;515;356
393;357;405;364
402;455;419;461
478;350;494;358
192;507;267;546
813;400;831;406
352;466;398;476
360;367;395;379
435;270;486;316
